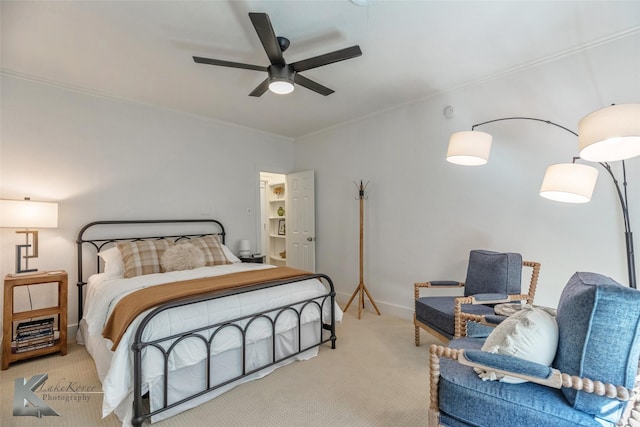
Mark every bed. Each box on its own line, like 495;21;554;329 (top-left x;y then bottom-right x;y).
76;219;340;427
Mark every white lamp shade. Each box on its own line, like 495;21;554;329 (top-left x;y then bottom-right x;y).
0;199;58;228
238;239;251;256
578;104;640;162
446;131;492;165
269;80;295;95
540;163;599;204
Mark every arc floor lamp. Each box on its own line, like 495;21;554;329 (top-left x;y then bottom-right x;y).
446;104;640;289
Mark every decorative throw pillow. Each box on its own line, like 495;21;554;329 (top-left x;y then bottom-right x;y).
477;306;558;383
117;240;173;278
97;246;125;278
183;235;231;266
161;243;206;272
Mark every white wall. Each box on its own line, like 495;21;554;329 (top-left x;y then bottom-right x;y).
0;75;294;329
295;32;640;318
1;31;638;335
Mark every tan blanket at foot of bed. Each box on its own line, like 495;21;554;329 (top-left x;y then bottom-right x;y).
103;267;312;350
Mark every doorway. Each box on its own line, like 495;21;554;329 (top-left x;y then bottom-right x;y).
260;171;287;266
258;170;316;271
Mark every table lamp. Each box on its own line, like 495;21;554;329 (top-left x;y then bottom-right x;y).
0;198;58;274
238;239;251;257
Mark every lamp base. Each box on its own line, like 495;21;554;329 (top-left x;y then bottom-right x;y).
15;244;37;275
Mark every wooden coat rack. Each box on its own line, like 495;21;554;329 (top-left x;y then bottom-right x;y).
344;180;381;319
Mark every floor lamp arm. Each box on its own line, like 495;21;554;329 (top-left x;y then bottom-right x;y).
472;117;636;289
598;161;635;288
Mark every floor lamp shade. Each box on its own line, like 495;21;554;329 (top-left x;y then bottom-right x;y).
578;104;640;162
539;163;599;204
446;131;492;165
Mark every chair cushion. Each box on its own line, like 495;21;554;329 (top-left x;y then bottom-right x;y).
438;338;613;427
466;320;499;338
464;250;522;297
415;296;495;338
553;272;640;422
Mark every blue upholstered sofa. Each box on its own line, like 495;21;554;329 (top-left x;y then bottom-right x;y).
428;272;640;427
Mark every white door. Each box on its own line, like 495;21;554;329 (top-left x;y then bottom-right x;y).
286;170;315;272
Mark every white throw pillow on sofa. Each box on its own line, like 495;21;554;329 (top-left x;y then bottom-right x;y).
478;305;558;383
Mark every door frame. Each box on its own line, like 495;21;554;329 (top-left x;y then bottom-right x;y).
255;166;289;262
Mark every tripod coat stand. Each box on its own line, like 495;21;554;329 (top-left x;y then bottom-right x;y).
343;180;381;319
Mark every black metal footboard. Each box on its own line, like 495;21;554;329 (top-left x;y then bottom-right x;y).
131;274;337;427
76;220;337;427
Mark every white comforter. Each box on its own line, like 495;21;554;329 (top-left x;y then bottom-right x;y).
81;263;341;421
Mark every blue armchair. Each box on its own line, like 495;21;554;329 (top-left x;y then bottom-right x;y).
414;249;541;344
428;272;640;427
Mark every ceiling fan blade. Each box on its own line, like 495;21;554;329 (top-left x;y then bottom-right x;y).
294;74;334;96
249;12;285;66
193;56;267;72
290;45;362;73
249;78;270;97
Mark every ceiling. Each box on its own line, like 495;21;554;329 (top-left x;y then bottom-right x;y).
2;1;639;138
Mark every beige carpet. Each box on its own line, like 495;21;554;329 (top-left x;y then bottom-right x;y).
1;311;439;426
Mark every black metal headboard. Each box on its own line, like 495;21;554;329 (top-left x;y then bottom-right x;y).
76;219;226;320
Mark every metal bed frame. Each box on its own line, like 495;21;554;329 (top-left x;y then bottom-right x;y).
76;219;337;427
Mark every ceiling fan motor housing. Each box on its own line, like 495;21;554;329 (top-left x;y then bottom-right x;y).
268;64;295;83
277;36;290;52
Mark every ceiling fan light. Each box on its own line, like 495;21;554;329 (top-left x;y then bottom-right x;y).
578;104;640;162
539;163;599;204
446;131;492;166
269;79;295;95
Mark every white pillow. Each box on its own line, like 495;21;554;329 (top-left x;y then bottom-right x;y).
477;306;558;384
220;243;241;263
161;243;206;272
97;247;125;278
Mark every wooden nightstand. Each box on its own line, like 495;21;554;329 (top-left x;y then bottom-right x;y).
2;271;68;370
239;255;265;264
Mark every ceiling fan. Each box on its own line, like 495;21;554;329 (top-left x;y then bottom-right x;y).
193;12;362;97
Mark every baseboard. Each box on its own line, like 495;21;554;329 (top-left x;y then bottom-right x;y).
335;291;413;321
67;324;78;343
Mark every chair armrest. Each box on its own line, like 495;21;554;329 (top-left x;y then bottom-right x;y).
465;293;529;305
471;293;508;302
453;293;531;338
456;349;633;401
461;350;553;380
414;280;464;299
453;295;513;337
523;260;541;304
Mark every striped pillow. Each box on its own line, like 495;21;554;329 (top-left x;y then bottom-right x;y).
183;235;230;266
117;240;173;278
